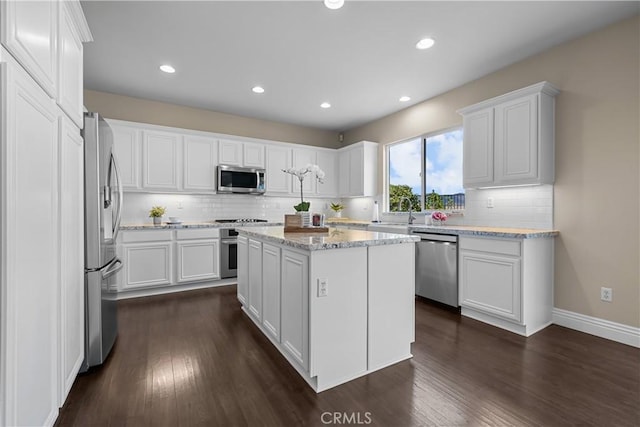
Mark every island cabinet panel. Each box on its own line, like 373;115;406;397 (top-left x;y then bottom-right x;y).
367;243;415;371
281;250;309;371
248;239;263;321
261;243;281;341
236;236;249;305
309;247;367;388
236;227;417;393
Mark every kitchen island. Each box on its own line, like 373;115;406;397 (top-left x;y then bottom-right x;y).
236;226;419;392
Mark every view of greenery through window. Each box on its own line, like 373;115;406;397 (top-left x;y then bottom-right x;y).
388;128;464;212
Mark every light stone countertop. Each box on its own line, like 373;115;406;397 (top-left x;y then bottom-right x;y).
237;226;419;251
408;224;558;239
119;221;283;230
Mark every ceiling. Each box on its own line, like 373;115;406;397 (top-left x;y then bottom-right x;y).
81;1;638;132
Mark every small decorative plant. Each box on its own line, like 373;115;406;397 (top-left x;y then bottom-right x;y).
330;202;344;212
149;206;166;218
282;164;325;212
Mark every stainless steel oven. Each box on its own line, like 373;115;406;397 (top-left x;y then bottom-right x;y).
220;228;238;279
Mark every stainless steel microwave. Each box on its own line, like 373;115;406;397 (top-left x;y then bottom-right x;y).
217;165;266;194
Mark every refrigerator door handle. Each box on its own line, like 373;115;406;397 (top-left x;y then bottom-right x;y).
101;256;123;280
110;153;124;241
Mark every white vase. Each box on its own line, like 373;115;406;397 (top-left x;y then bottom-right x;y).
298;211;311;227
153;216;162;225
333;211;342;218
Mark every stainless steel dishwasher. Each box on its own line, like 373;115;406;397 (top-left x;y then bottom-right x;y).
413;232;459;307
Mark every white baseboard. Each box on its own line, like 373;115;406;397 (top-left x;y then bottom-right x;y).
552;308;640;348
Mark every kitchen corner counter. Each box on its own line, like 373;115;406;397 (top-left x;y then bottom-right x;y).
409;224;558;239
119;221;283;230
237;226;419;251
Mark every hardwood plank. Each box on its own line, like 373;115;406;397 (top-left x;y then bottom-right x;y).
56;286;640;427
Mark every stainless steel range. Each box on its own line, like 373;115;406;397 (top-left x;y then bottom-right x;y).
214;219;268;278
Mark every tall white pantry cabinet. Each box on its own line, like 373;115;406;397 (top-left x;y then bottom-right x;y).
0;1;92;426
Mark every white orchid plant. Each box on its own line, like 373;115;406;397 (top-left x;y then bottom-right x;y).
282;164;325;212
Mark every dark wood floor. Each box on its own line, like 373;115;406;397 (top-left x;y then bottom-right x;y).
56;285;640;427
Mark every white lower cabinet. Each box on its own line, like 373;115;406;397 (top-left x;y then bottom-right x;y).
261;243;281;341
117;228;221;295
177;239;220;283
280;249;309;371
123;242;173;290
237;235;249;305
459;236;553;336
248;238;263;320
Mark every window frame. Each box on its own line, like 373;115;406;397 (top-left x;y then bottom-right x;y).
384;125;464;213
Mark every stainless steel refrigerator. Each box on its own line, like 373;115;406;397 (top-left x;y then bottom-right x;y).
81;112;123;371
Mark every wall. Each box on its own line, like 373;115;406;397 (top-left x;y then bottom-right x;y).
344;16;640;328
84;90;340;148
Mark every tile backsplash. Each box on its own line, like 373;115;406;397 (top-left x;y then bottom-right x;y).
123;185;553;229
342;185;553;229
122;193;335;224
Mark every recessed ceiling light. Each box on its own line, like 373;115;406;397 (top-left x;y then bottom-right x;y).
159;64;176;73
415;38;435;50
324;0;344;10
399;96;411;102
320;102;331;109
252;86;265;94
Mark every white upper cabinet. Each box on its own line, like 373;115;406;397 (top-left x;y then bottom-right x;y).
219;139;242;166
338;141;378;197
110;123;141;190
458;82;559;188
219;139;265;168
142;130;180;190
292;147;317;194
316;149;338;197
1;0;58;98
462;108;494;187
183;135;217;191
57;1;85;128
265;145;292;194
243;142;265;168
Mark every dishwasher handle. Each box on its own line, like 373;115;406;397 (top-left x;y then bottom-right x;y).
411;232;457;243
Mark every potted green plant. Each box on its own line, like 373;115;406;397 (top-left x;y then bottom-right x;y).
282;165;325;226
149;206;166;225
330;202;345;218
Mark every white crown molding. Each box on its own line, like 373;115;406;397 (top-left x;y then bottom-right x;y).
457;81;560;115
553;308;640;348
62;0;93;42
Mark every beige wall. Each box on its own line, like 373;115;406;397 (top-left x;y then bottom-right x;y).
344;16;640;328
84;90;340;148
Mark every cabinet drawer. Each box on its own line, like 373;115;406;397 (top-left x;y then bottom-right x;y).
176;228;220;240
459;236;521;257
121;230;173;243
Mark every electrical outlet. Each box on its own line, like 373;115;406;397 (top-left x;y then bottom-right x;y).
318;278;328;297
600;286;613;302
177;202;183;209
487;197;494;208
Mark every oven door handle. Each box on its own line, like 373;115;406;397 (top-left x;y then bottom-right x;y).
220;240;236;245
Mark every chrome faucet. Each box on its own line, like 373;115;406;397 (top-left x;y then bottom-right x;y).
398;197;416;225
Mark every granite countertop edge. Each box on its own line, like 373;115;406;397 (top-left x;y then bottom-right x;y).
237;227;419;251
119;222;283;230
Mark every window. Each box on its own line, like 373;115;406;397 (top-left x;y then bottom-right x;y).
387;128;464;212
